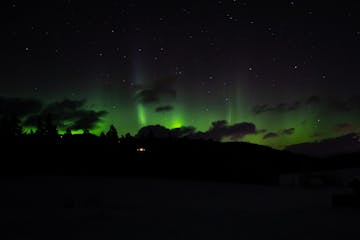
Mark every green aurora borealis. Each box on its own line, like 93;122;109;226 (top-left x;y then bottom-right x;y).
20;80;358;150
3;1;360;149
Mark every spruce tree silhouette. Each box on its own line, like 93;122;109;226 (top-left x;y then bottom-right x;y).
63;127;72;143
10;115;23;137
83;129;90;135
45;114;58;140
125;133;132;139
35;117;46;137
106;125;119;143
0;114;23;138
34;115;58;143
65;128;72;137
121;132;134;144
100;131;106;139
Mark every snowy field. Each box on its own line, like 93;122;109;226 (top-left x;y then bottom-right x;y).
1;177;360;239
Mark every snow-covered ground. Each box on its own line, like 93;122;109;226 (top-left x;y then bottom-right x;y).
1;177;359;239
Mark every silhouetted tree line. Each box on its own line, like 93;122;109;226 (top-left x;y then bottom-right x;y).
0;114;22;138
0;113;200;145
0;113;125;145
2;112;360;185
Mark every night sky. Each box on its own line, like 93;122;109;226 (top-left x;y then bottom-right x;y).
2;1;360;148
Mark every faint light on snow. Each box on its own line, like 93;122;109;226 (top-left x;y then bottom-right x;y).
137;147;146;152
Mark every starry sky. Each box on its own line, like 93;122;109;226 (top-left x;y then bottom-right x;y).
2;1;360;148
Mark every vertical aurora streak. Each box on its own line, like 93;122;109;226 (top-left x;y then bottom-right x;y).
137;103;147;126
2;1;360;150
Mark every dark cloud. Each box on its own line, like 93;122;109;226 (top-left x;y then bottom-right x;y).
171;126;196;138
311;133;324;139
252;95;360;116
155;105;174;113
252;102;301;114
263;132;279;140
262;128;295;139
136;89;176;104
253;94;360;115
306;95;321;105
252;104;268;114
71;110;107;130
0;96;42;117
335;123;356;133
328;96;360;112
190;120;257;141
45;99;85;114
135;121;260;142
287;102;301;111
136;125;197;139
24;99;107;130
136;125;171;138
136;76;177;104
24;115;41;127
282;128;295;135
136;89;160;104
32;99;87;126
257;129;267;134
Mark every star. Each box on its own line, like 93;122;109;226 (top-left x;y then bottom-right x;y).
2;0;359;150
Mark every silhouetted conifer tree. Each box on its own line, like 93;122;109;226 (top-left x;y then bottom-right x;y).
65;128;72;136
83;129;90;135
0;114;23;137
45;114;58;139
100;131;106;139
35;117;46;136
106;124;118;142
10;115;23;137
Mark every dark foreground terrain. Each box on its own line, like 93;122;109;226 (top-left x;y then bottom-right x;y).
2;139;360;183
1;176;360;240
2;140;360;239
